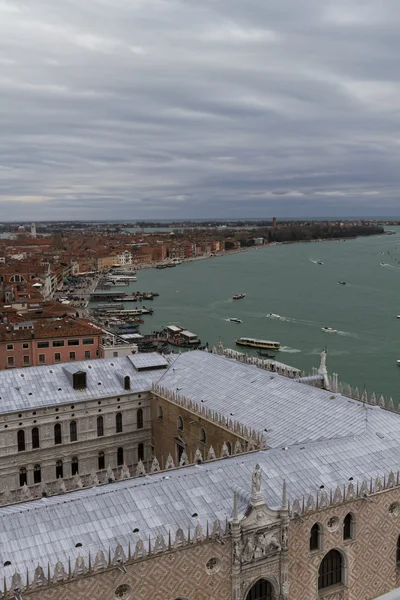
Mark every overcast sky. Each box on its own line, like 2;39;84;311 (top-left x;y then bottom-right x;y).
1;0;400;220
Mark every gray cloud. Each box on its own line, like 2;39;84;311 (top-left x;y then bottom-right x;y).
0;0;400;219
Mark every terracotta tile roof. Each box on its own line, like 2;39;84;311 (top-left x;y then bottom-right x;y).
0;318;102;342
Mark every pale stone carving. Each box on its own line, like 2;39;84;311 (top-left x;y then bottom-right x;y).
165;454;175;469
20;483;31;501
135;460;146;477
194;448;203;463
120;464;131;479
234;440;242;454
33;564;46;586
74;555;86;576
93;550;106;570
153;534;167;553
220;442;229;458
106;466;115;482
53;560;66;582
207;446;216;460
151;457;161;472
179;451;188;467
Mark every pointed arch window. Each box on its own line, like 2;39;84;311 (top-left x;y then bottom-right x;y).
200;428;206;444
226;441;232;455
318;549;343;590
245;578;274;600
71;456;79;476
54;423;62;445
177;416;183;431
116;412;123;433
97;416;104;437
70;420;77;442
343;513;354;541
17;430;25;452
157;405;163;421
137;408;143;429
117;447;124;466
32;427;40;449
56;460;63;479
138;443;144;462
33;464;41;484
310;523;322;551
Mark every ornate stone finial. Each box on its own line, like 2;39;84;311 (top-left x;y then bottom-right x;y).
281;479;287;511
207;445;216;460
20;483;31;501
106;465;115;483
318;349;330;390
120;464;131;479
194;448;203;464
90;469;99;487
220;442;230;458
165;454;175;469
179;451;188;467
150;457;161;473
251;463;263;505
234;440;242;454
135;460;146;477
217;340;224;355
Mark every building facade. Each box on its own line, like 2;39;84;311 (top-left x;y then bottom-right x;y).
0;349;400;600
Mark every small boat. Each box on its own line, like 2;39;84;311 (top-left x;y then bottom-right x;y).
397;315;400;319
397;360;400;366
235;337;280;350
229;318;242;323
257;350;275;358
266;313;281;319
233;293;246;300
156;264;168;269
317;261;324;265
321;327;337;333
337;281;347;286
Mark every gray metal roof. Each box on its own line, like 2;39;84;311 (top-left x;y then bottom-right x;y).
128;353;168;370
1;432;400;584
0;354;176;414
157;351;400;447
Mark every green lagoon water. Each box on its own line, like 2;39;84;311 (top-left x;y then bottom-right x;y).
100;229;400;398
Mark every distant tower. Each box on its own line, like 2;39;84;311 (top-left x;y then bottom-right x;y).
272;217;277;229
31;223;36;238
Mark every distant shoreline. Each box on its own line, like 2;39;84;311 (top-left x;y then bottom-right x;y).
135;231;387;270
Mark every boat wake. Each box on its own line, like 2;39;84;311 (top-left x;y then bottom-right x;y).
280;346;301;353
380;262;400;270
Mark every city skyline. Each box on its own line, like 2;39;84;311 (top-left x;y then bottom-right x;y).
1;0;400;219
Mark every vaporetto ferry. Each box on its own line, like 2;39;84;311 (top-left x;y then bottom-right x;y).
235;337;280;350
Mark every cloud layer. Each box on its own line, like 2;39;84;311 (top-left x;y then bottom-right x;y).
1;0;400;219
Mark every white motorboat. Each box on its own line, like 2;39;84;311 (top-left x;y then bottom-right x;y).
397;360;400;366
397;315;400;319
229;318;242;323
267;313;281;319
321;327;337;333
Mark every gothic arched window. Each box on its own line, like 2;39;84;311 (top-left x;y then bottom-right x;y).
200;428;206;444
116;412;123;433
32;427;40;449
98;451;105;470
54;423;62;445
310;523;322;551
318;549;343;590
137;408;143;429
177;416;183;431
97;416;104;437
246;579;274;600
117;447;124;466
17;430;25;452
343;513;354;540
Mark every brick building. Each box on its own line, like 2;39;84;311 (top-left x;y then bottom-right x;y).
0;318;102;369
0;349;399;600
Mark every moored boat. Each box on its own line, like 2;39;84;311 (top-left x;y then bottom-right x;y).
235;337;280;350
